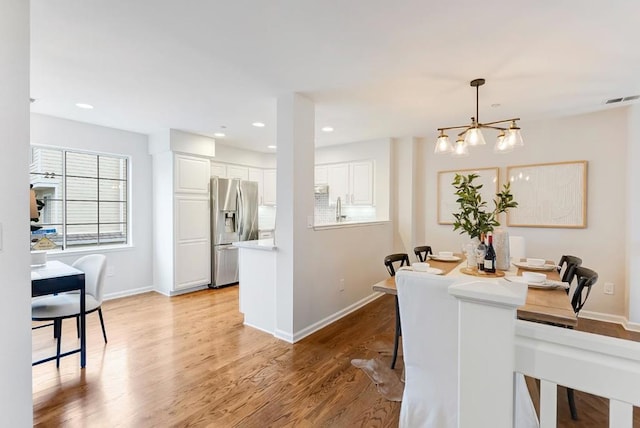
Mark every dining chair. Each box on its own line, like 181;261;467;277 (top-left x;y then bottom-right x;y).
413;246;433;262
32;254;107;367
557;255;583;286
396;271;539;428
383;253;410;369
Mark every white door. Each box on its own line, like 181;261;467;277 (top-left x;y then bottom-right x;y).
174;195;210;289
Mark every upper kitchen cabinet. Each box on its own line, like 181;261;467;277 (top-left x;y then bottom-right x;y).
320;161;374;206
175;154;210;194
210;162;227;178
227;165;249;181
248;168;265;205
263;169;277;206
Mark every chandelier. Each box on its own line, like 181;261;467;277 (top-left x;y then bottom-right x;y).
434;78;524;157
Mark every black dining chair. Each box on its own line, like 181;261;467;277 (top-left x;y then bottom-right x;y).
561;264;598;421
413;246;433;262
383;253;410;369
557;255;583;288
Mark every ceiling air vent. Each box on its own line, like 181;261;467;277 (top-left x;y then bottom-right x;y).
605;95;640;104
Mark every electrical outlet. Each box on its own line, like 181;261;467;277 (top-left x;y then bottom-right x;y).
604;282;614;295
339;278;345;292
107;267;115;277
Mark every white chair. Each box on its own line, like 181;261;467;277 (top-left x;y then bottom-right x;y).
509;235;526;261
396;271;538;428
32;254;108;367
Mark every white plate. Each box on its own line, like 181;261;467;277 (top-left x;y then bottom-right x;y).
512;261;557;271
506;276;568;289
399;266;444;275
428;255;461;262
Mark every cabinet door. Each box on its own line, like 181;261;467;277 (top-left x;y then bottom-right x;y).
263;169;277;206
327;163;349;205
210;162;227;178
174;195;211;289
350;161;374;205
315;165;328;185
248;168;264;205
175;155;210;194
227;165;249;181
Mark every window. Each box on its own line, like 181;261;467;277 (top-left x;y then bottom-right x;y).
30;146;129;250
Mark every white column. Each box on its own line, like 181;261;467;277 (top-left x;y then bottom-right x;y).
0;0;33;424
448;280;528;428
274;93;315;341
627;104;640;325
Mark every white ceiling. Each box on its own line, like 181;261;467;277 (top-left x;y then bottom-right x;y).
30;1;640;152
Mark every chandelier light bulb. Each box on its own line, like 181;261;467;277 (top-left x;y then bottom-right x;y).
464;122;486;146
494;131;512;153
506;121;524;147
452;138;469;157
434;132;452;154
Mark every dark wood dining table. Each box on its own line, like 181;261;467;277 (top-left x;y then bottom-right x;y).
372;255;577;328
31;260;87;368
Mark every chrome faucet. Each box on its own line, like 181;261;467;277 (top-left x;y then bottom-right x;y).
335;197;346;222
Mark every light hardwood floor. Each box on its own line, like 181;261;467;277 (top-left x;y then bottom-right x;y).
33;286;640;427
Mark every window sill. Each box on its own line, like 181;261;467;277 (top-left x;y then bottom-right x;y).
36;244;135;256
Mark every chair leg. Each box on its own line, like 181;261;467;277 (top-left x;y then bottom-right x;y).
98;308;108;343
53;320;60;339
567;387;578;420
76;316;80;339
55;319;62;368
391;296;401;369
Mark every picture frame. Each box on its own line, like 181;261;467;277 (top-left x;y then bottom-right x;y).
437;167;499;225
506;161;587;228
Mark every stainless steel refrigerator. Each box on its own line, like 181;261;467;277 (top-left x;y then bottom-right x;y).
210;177;259;288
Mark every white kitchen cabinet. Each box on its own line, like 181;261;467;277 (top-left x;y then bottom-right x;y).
227;165;249;181
210;162;227;178
327;163;350;206
350;161;374;205
175;154;210;193
248;167;265;205
263;169;277;206
315;165;328;185
152;152;211;296
174;195;210;289
320;160;374;206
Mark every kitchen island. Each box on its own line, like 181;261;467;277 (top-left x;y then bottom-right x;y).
233;239;277;336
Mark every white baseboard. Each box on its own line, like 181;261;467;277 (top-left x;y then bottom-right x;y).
290;292;384;343
626;321;640;333
104;286;153;301
275;329;294;343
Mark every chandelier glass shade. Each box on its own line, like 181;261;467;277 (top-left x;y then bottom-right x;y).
434;78;524;155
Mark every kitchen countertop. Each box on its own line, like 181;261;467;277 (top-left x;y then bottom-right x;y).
233;239;277;251
313;220;390;230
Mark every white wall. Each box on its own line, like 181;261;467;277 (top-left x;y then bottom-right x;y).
627;104;640;325
316;138;391;221
31;114;154;299
421;108;628;317
0;1;33;424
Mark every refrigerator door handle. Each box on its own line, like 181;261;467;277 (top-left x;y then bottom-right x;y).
237;184;244;240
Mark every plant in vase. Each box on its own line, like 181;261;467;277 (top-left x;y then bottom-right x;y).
451;173;518;240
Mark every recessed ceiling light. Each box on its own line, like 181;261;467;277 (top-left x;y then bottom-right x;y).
214;132;226;137
267;145;277;149
252;122;265;128
321;126;334;132
75;103;94;109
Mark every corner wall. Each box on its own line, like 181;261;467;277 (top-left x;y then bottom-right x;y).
30;114;154;299
0;1;33;423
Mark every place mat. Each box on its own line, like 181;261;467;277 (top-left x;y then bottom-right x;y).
460;267;505;278
512;261;557;272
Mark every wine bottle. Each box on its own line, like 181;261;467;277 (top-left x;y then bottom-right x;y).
476;233;486;271
484;232;496;273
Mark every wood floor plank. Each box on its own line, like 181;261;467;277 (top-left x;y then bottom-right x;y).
32;286;639;427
